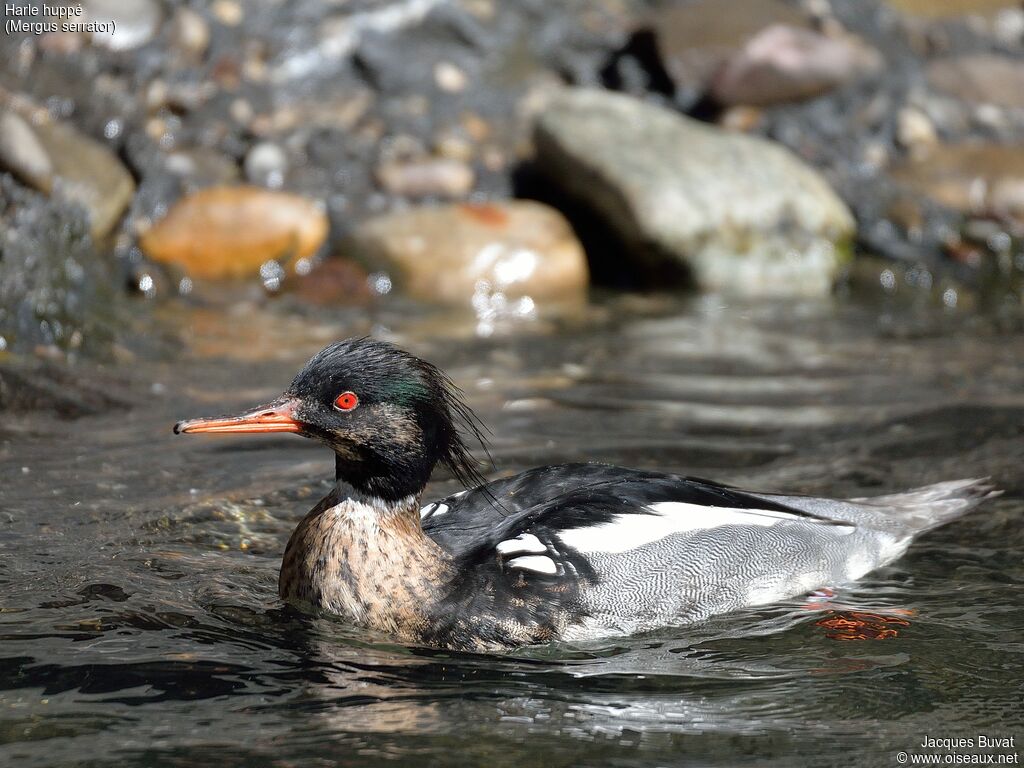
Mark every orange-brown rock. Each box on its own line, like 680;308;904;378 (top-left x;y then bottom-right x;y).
343;201;588;304
140;186;328;279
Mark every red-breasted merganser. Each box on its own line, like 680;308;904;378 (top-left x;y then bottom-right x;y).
174;338;998;651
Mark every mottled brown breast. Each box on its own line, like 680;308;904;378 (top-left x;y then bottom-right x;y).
278;493;454;643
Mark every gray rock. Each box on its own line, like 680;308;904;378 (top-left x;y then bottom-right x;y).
0;110;54;192
533;89;855;296
31;118;136;239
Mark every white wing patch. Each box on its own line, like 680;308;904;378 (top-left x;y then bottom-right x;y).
556;502;807;555
496;533;547;555
420;490;469;519
419;502;449;519
507;555;558;575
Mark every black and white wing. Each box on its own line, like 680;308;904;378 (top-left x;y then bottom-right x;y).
417;463;858;646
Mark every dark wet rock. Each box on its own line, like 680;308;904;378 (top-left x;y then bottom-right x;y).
710;25;883;107
532;89;854;296
927;55;1024;110
0;358;132;418
139;186;329;280
0;110;54;192
375;157;475;198
0;177;120;356
343;201;588;304
890;144;1024;223
83;0;162;52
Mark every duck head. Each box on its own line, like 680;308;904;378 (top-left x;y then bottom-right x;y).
174;338;487;501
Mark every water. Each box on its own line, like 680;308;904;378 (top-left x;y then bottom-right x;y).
2;294;1022;767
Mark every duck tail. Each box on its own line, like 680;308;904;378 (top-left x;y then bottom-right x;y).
849;478;1001;537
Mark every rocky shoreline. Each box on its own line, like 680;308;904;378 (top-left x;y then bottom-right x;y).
1;0;1023;359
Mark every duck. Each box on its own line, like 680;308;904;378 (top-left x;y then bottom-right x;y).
174;337;997;651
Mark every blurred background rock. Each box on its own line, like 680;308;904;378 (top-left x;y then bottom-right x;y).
0;0;1022;366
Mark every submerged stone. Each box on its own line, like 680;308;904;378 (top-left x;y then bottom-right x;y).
139;186;329;280
533;89;854;296
343;201;588;304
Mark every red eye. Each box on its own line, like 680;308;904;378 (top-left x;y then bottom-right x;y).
333;391;359;411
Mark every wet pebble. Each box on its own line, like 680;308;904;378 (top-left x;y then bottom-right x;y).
434;129;476;162
434;61;469;92
375;157;475;199
244;142;288;189
896;107;939;156
168;7;211;62
140;186;329;280
212;0;243;27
